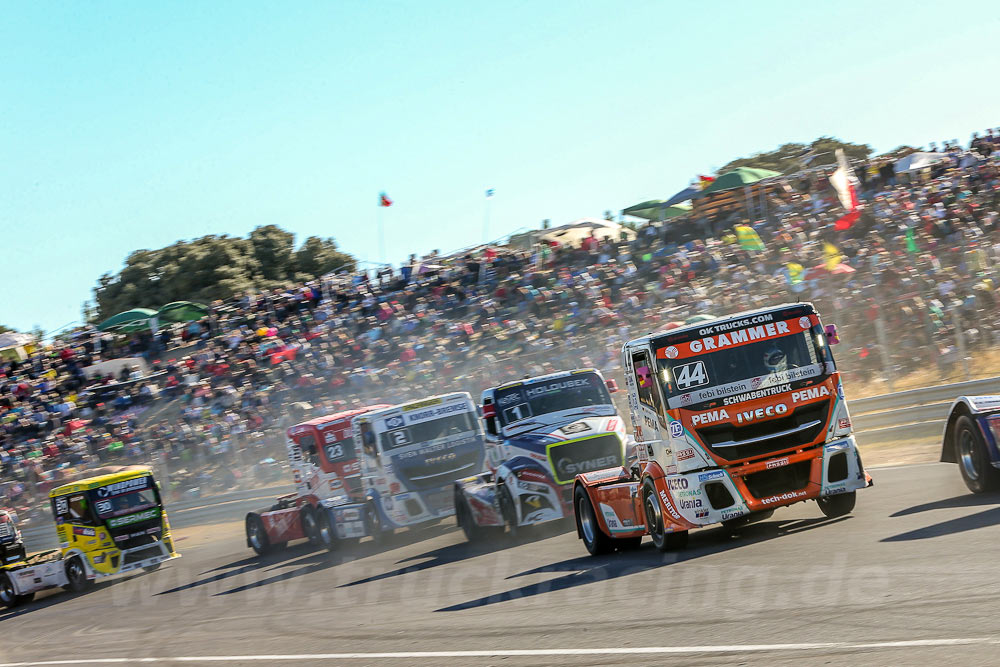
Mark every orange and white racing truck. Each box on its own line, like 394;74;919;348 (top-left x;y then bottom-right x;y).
244;405;389;555
573;303;872;555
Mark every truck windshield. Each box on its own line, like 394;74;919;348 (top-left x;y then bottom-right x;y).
380;410;477;451
494;372;612;426
88;476;161;520
657;321;828;408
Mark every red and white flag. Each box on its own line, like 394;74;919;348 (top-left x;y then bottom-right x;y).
379;192;393;207
829;149;860;230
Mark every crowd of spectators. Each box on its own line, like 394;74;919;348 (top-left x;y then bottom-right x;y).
3;129;1000;512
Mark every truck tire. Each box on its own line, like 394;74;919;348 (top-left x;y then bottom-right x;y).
317;510;338;552
498;484;519;538
301;507;320;545
365;501;384;546
64;556;93;593
642;479;688;552
246;514;274;556
954;415;1000;493
817;491;857;519
574;484;613;555
0;571;32;608
455;489;484;543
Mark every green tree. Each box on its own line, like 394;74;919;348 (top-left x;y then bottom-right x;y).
717;136;874;175
91;225;355;320
0;324;16;334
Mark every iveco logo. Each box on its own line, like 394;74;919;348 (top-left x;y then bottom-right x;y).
557;455;620;475
426;453;457;464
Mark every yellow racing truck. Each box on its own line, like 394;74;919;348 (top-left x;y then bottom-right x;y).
0;466;179;608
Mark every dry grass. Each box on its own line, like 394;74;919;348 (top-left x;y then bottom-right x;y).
847;348;1000;400
857;435;941;468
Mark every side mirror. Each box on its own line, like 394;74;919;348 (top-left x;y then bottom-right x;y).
824;324;840;345
605;379;619;393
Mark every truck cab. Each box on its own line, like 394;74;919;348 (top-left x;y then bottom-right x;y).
453;368;629;540
573;303;872;555
357;392;485;531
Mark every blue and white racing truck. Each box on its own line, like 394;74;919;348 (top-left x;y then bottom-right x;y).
453;369;630;540
357;392;487;534
940;395;1000;493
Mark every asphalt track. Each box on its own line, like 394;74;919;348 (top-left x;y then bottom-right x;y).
3;462;1000;666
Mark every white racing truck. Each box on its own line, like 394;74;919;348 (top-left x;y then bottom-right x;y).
453;369;629;540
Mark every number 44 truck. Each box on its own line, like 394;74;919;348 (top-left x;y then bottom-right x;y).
573;303;873;555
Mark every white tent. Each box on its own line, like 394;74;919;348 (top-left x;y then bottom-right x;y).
894;152;951;174
0;332;34;350
539;218;636;247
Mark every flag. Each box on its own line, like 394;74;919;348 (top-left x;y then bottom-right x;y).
824;242;842;271
697;175;715;189
787;262;804;284
905;227;919;254
829;148;860;230
379;192;393;207
485;188;495;198
734;224;765;252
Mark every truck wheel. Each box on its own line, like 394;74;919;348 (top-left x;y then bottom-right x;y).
955;415;1000;493
817;491;857;519
65;556;93;593
246;515;273;555
642;479;688;552
365;502;383;546
498;485;519;538
0;571;30;608
574;484;613;555
301;507;320;545
317;511;337;552
455;489;484;543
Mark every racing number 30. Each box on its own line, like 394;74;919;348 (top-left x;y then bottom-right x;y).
675;361;709;390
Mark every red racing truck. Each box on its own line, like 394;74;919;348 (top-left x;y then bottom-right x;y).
573;303;872;555
244;405;389;554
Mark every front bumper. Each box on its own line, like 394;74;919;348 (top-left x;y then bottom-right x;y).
660;435;868;527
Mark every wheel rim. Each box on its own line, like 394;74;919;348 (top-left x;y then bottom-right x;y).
577;495;596;545
303;512;316;538
959;428;980;481
68;560;83;584
644;491;664;543
319;516;332;546
0;577;13;604
248;521;264;550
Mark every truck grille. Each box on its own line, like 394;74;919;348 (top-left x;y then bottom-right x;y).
396;449;483;492
123;543;166;566
696;400;829;462
547;434;623;485
742;460;812;499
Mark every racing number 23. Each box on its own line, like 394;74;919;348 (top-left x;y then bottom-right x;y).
675;361;709;390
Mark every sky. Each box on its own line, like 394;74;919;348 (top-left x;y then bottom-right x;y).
3;1;999;334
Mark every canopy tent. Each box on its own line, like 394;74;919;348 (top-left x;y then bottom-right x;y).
621;201;692;221
539;218;636;247
97;308;157;333
893;152;950;174
157;301;209;323
696;167;783;196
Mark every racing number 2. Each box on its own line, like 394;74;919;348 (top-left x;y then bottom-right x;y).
675;361;709;390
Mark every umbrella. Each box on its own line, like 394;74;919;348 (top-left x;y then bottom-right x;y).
664;186;699;207
157;301;210;323
97;308;157;333
684;314;716;325
804;263;856;280
622;201;692;221
662;321;685;331
696;167;782;196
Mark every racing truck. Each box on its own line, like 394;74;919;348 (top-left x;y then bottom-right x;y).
0;466;179;608
357;392;486;534
453;369;629;540
244;405;390;555
0;509;25;565
939;395;1000;493
573;302;873;555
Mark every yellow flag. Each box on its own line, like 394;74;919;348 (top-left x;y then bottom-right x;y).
824;242;841;271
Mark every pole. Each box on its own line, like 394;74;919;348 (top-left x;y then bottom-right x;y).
378;205;386;265
952;303;970;381
483;196;492;244
874;310;894;393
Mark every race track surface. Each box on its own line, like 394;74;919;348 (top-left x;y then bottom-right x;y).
3;463;1000;666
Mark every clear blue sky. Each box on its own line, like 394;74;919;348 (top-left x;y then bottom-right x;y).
3;1;998;334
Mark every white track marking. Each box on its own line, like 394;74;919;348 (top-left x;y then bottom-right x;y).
0;638;996;664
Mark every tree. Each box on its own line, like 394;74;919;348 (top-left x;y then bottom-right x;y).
717;136;874;175
91;225;355;320
0;324;16;334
